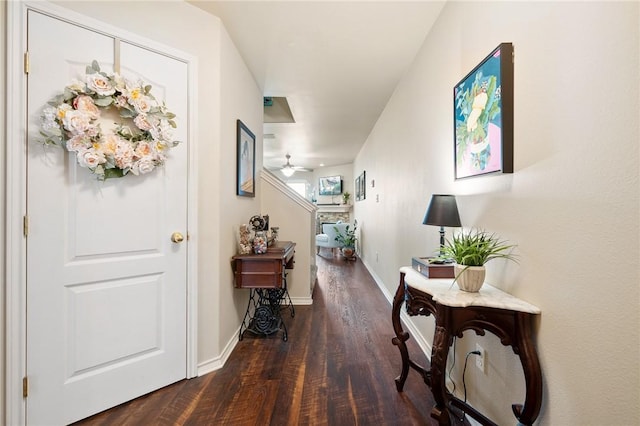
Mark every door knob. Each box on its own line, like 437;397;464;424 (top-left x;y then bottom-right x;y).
171;232;185;243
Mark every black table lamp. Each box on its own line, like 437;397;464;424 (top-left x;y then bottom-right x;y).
422;194;462;257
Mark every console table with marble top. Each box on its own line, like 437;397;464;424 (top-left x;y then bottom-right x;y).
391;266;542;426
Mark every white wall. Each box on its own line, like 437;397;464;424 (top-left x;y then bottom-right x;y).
0;1;6;419
261;174;315;303
215;26;264;360
355;2;639;424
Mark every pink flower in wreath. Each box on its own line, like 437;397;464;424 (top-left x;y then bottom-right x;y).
73;95;99;119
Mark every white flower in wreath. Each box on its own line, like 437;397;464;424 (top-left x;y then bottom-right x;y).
41;107;60;133
67;79;85;93
56;103;72;120
114;139;135;170
73;95;100;119
150;119;175;144
38;60;180;180
78;148;106;169
134;140;153;157
133;113;157;131
98;132;119;156
66;134;91;152
87;73;115;96
62;110;94;135
131;95;154;114
131;156;156;175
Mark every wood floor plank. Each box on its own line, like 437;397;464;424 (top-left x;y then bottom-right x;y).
75;254;464;425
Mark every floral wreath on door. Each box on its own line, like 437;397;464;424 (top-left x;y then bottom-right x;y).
39;60;180;180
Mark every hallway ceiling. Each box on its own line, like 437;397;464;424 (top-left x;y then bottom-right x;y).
189;1;445;171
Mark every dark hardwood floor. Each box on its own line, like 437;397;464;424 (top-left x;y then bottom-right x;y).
77;253;458;425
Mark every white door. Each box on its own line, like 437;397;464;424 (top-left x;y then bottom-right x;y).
26;11;189;425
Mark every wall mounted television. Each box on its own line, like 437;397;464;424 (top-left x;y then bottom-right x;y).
318;175;342;195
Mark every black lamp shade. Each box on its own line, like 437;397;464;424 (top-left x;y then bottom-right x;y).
423;194;461;227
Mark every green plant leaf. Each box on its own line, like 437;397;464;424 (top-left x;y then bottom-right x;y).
436;229;518;266
104;168;125;179
93;97;113;107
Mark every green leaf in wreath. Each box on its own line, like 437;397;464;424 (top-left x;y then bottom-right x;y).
119;108;135;118
104;168;125;179
93;97;113;107
48;94;65;106
63;88;76;100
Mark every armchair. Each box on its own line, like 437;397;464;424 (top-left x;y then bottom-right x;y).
315;222;350;255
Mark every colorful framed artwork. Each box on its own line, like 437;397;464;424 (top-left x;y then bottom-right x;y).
454;43;514;179
236;119;255;197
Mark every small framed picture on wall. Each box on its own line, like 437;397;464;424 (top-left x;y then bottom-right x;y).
356;170;366;201
236;119;255;197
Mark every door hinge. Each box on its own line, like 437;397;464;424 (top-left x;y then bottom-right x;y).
24;52;30;74
23;376;28;398
23;215;29;237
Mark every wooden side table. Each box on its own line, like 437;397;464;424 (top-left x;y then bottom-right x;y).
392;266;542;425
232;241;296;341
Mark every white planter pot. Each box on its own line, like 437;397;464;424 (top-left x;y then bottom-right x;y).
454;264;486;292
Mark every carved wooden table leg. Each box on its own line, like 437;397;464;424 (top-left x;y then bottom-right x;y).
391;272;411;391
430;305;452;426
511;312;542;425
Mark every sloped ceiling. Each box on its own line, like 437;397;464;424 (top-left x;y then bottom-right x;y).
188;1;445;171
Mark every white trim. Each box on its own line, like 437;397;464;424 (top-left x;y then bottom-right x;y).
360;258;433;361
315;205;353;213
5;1;199;423
197;327;240;377
290;296;313;306
6;2;28;424
186;59;199;379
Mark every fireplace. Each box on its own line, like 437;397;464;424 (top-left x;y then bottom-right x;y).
316;211;350;233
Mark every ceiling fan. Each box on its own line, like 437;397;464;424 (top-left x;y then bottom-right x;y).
280;154;312;177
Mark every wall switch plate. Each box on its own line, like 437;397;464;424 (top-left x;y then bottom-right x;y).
476;343;485;373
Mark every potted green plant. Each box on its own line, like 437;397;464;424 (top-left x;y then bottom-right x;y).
334;221;357;258
437;229;517;292
342;191;351;205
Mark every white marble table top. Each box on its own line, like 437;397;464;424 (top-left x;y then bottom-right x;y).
400;266;540;314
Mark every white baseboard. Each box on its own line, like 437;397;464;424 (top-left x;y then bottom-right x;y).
197;326;240;377
360;258;433;361
290;296;313;305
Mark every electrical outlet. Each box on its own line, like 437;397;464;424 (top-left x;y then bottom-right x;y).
476;343;486;373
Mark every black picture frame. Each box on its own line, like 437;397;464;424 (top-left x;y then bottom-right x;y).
454;42;514;179
356;170;366;201
236;119;256;197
